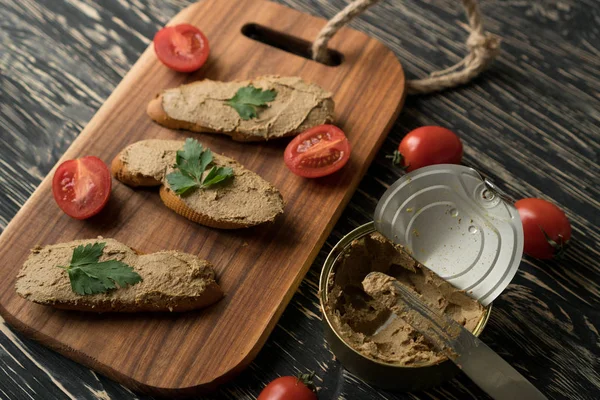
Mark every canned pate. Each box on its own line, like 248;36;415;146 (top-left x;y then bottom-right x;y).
320;165;523;391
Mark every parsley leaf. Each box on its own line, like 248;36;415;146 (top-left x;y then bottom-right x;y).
166;138;234;195
227;85;277;120
165;173;198;195
70;243;105;267
202;166;234;187
59;242;142;295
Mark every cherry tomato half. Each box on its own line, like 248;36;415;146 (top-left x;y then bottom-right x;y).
154;24;209;72
52;156;112;220
257;376;317;400
515;198;571;259
391;126;463;172
284;124;351;178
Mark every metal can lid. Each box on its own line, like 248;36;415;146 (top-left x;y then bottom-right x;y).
374;164;523;306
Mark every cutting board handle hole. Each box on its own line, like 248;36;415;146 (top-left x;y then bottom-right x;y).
241;23;343;66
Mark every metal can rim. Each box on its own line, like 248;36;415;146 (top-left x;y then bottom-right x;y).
319;221;492;369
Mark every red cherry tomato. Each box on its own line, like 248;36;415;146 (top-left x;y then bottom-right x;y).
154;24;209;72
390;126;463;172
52;156;111;220
257;376;317;400
515;198;571;259
284;124;351;178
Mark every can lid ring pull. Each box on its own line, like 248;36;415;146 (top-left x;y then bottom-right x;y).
483;178;515;205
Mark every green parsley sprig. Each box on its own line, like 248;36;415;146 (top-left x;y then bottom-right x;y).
166;138;234;196
227;85;277;120
58;242;142;295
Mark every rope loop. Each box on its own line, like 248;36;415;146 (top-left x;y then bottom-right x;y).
311;0;501;95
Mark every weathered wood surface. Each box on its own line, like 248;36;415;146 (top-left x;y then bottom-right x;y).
0;0;598;399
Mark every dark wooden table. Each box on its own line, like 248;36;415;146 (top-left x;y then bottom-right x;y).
1;0;599;399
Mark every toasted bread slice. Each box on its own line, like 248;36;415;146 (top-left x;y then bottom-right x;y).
112;140;285;229
15;238;223;312
147;75;334;142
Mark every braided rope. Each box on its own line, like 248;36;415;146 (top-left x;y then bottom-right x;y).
311;0;501;94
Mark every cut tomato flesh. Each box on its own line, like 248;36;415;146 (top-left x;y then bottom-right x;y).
284;125;351;178
154;24;209;72
297;140;346;168
52;156;111;220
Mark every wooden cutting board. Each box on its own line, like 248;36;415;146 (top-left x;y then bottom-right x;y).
0;0;404;395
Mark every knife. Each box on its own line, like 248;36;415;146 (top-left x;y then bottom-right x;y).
363;272;548;400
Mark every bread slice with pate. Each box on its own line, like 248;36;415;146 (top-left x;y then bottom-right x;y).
15;238;223;312
147;75;334;142
111;139;285;229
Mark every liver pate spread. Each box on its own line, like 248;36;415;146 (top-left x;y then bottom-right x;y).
325;232;484;366
16;238;223;312
161;75;334;140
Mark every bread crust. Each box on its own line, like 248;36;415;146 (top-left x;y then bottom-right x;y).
159;186;256;229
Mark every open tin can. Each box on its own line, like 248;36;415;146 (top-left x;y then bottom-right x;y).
319;165;523;391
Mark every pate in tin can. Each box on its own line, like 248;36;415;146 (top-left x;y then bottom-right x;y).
320;165;523;391
320;223;492;391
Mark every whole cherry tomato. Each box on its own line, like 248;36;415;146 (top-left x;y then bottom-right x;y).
257;374;317;400
515;198;571;259
389;126;463;171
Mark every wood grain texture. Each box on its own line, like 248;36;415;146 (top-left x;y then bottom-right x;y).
1;0;599;399
0;0;405;395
